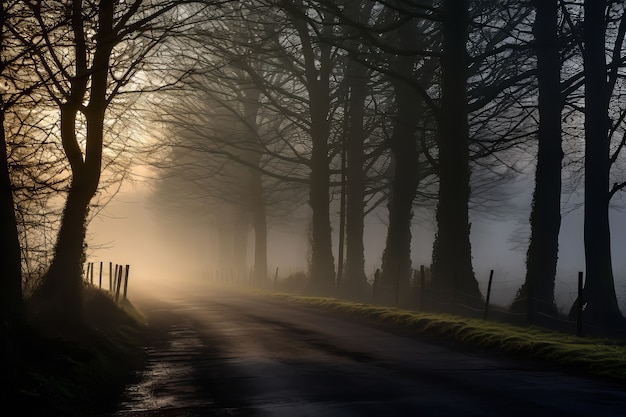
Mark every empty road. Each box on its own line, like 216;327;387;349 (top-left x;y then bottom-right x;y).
112;287;626;417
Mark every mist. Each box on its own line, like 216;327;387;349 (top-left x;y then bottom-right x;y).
86;172;626;314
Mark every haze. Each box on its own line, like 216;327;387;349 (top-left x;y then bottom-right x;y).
88;175;626;312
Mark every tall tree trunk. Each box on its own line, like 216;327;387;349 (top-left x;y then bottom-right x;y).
376;8;436;307
513;0;562;321
251;182;268;287
376;48;425;306
241;87;268;287
39;0;113;321
288;7;336;296
42;175;96;317
431;0;482;309
0;111;23;324
0;1;23;324
341;61;369;301
580;0;623;326
306;119;336;295
338;0;376;301
377;88;421;306
248;157;267;287
42;103;105;318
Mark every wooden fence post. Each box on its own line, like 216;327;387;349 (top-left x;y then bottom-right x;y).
89;262;94;285
577;271;584;337
115;265;123;303
112;265;117;295
123;264;130;300
419;265;425;311
274;267;279;292
484;270;494;320
115;264;119;292
98;261;103;289
84;262;90;283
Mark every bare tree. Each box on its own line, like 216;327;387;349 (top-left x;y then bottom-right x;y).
22;0;216;320
511;0;563;321
196;0;343;295
578;0;624;326
429;0;483;307
333;0;376;300
151;79;273;286
372;2;438;306
0;0;25;328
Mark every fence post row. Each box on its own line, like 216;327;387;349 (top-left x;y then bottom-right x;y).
83;260;131;304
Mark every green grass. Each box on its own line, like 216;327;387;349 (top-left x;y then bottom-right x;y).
257;290;626;383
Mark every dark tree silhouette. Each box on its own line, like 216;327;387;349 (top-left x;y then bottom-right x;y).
273;1;338;296
0;119;23;327
377;6;437;307
0;110;21;324
430;0;483;308
0;0;46;328
514;0;563;321
579;0;624;326
0;2;24;327
338;0;375;301
24;0;213;321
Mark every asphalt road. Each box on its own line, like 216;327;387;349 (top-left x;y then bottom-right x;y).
112;287;626;417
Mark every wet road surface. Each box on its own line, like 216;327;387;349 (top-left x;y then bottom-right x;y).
112;288;626;416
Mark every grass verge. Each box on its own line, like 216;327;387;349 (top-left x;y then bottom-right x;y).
8;287;147;416
258;291;626;384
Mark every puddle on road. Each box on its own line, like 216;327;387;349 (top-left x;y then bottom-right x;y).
113;322;217;415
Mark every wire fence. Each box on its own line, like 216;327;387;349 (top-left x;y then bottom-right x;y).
201;264;626;340
377;266;626;340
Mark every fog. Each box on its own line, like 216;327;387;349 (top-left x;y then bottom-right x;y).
86;172;626;314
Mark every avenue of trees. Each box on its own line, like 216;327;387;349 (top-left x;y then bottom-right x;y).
3;0;626;342
150;0;626;327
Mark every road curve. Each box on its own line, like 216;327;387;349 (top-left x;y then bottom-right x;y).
112;287;626;417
